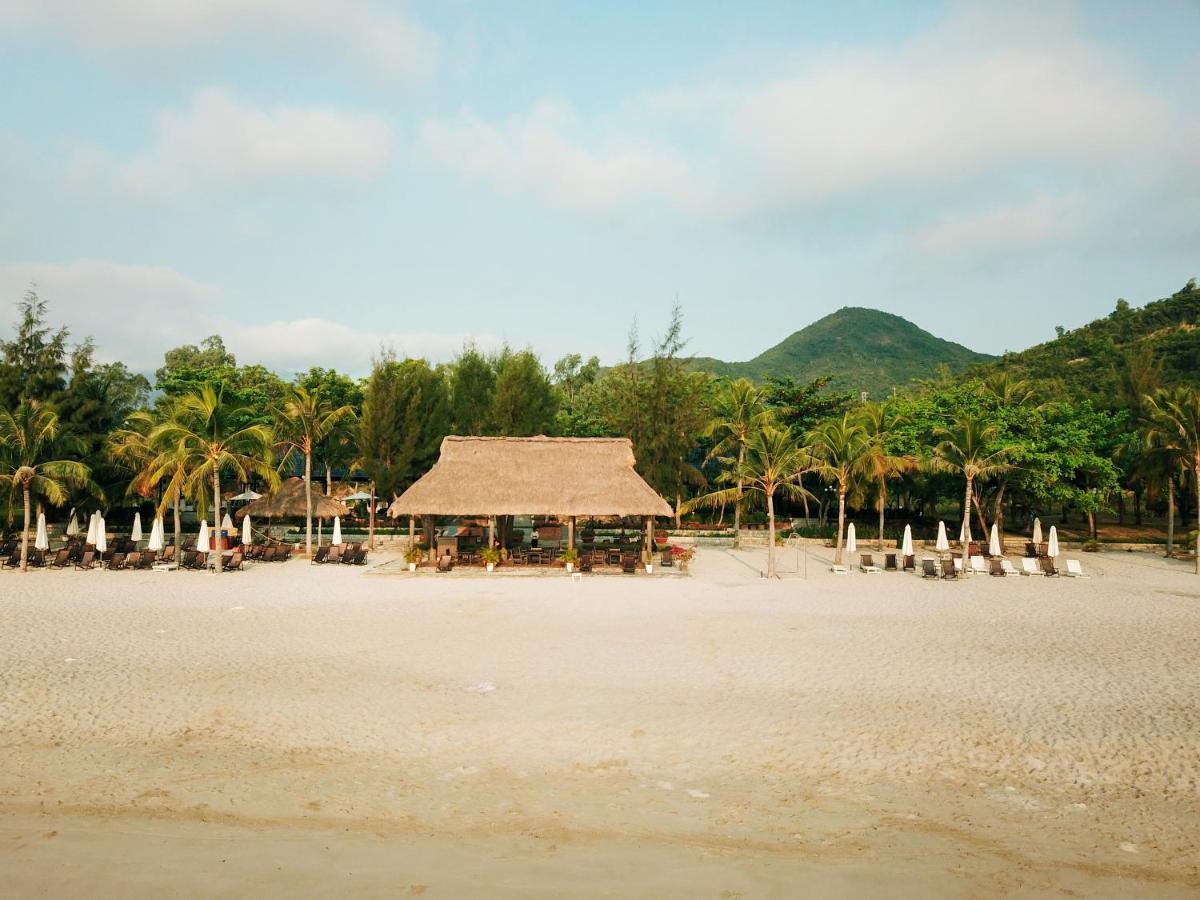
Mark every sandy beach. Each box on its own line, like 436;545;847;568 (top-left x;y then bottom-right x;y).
1;545;1198;897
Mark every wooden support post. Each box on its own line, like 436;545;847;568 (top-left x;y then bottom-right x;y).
425;515;435;562
408;516;415;552
488;516;495;549
568;515;575;551
645;516;653;563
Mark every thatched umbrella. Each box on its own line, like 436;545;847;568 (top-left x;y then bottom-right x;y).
237;477;349;522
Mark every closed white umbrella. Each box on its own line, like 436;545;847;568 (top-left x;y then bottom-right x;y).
35;512;49;551
846;523;857;555
131;512;143;543
85;511;98;545
148;517;164;552
901;524;913;557
198;521;210;554
989;523;1001;556
95;516;107;554
221;513;234;533
331;516;343;545
242;514;252;546
1048;525;1059;558
66;510;79;537
1033;517;1043;545
935;521;949;552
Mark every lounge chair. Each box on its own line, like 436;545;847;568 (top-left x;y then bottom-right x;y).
221;551;243;572
884;553;898;571
311;546;330;565
106;552;126;571
1038;542;1049;558
969;555;987;575
124;551;141;570
1040;558;1059;577
940;558;958;579
1064;559;1089;577
660;549;674;568
988;558;1006;577
341;546;359;564
3;551;21;569
138;550;157;569
579;554;593;573
352;548;367;565
1001;559;1019;576
903;554;916;572
49;548;71;568
75;550;96;570
278;544;293;562
436;554;454;572
921;558;940;579
160;545;176;565
621;555;637;574
1020;558;1042;576
859;553;881;573
1025;542;1037;558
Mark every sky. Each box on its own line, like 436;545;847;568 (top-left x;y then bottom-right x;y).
0;1;1197;378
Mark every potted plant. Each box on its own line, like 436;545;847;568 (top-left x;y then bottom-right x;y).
404;545;424;572
561;547;579;573
481;546;501;572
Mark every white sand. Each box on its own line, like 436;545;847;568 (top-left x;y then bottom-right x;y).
1;545;1198;897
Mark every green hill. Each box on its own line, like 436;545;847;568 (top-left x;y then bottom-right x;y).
969;279;1200;398
686;307;994;397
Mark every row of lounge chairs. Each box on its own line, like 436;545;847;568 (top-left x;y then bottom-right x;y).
247;543;295;563
311;543;367;565
919;555;1088;578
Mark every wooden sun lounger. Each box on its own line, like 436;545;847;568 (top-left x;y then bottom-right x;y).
220;551;243;572
921;558;939;578
311;546;330;565
75;550;96;570
940;558;958;579
49;548;71;568
859;553;881;573
621;555;637;574
988;558;1006;576
1040;558;1059;577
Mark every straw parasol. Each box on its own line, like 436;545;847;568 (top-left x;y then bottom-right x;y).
131;512;143;543
331;516;342;545
935;521;949;552
35;512;49;551
237;478;350;520
989;523;1001;556
1047;525;1059;558
1032;517;1043;545
846;523;857;555
198;521;210;554
901;524;913;557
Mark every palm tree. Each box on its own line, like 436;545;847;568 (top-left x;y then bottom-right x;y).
807;413;870;565
0;400;93;571
857;402;911;550
704;378;771;544
148;385;277;575
108;405;191;561
1145;387;1200;574
931;415;1016;565
275;386;356;558
681;425;811;577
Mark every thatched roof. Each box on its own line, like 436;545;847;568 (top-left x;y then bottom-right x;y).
237;477;350;520
387;436;673;518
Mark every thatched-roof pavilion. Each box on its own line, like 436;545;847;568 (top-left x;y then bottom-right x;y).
388;436;672;560
236;477;350;520
388;436;672;518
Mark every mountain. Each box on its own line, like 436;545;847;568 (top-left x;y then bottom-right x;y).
968;279;1200;398
685;307;994;397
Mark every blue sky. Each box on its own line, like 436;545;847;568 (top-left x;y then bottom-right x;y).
1;1;1197;377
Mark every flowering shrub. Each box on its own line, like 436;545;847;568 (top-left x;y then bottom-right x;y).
668;544;695;562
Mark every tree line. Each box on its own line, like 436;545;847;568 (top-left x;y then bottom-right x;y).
2;289;1199;576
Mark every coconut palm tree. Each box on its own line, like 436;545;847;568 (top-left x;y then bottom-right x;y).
147;384;277;575
704;378;771;544
857;402;911;550
930;415;1016;566
0;400;93;571
1145;387;1200;574
275;385;356;558
108;405;191;562
681;424;812;577
807;412;870;565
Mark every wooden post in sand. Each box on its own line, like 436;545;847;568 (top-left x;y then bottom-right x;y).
425;515;435;562
644;516;653;563
408;516;415;553
488;516;495;549
568;516;575;551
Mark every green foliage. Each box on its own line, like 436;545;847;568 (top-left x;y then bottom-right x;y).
0;289;70;408
491;348;557;436
765;375;853;434
448;343;496;435
155;335;287;430
687;307;993;397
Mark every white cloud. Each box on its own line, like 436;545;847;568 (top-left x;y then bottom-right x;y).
67;88;395;204
0;0;436;82
0;259;494;376
415;100;697;223
905;190;1086;259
